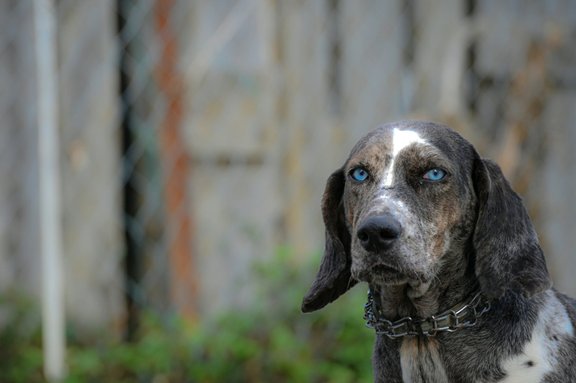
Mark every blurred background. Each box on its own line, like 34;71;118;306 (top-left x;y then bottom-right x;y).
1;0;575;381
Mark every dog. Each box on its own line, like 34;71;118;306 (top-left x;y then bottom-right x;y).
301;121;576;382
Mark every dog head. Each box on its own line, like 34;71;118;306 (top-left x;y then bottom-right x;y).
302;121;551;312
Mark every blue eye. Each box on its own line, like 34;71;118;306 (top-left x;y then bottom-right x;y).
350;167;369;182
423;168;447;182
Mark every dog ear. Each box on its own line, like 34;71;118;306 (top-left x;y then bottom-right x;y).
301;168;356;313
473;157;551;300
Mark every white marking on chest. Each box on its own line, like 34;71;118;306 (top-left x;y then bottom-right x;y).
382;129;426;187
400;338;448;383
500;292;573;383
500;330;551;383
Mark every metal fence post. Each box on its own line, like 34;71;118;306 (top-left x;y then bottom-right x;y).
34;0;66;380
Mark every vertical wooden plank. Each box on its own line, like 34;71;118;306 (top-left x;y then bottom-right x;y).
340;0;405;144
0;1;41;301
538;92;576;297
154;0;198;320
58;0;123;337
412;0;469;117
278;0;334;256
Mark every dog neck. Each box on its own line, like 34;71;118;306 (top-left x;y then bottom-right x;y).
370;249;478;320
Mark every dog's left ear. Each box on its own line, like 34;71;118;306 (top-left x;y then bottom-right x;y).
301;168;356;313
473;157;551;300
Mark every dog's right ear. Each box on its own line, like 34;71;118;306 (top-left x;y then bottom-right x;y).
301;168;356;313
472;157;551;300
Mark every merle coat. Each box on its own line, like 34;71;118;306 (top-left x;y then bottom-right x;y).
302;121;576;382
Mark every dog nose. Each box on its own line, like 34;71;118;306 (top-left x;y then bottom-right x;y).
357;214;402;252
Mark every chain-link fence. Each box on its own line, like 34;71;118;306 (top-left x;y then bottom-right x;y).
1;0;576;380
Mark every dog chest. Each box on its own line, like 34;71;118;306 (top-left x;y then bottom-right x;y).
400;337;448;383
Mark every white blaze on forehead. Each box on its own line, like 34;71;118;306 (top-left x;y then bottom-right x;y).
382;128;426;187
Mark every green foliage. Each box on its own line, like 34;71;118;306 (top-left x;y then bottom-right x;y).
0;249;374;382
0;293;44;383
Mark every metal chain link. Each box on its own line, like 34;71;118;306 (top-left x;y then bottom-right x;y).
364;290;491;339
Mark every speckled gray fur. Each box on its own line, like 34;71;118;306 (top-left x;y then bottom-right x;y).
302;121;576;382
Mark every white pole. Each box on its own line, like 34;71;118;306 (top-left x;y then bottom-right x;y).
34;0;66;380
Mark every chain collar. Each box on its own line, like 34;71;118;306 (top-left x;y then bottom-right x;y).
364;290;491;339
